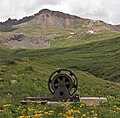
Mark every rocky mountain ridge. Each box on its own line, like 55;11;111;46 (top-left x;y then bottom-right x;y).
1;9;119;30
0;9;120;48
0;9;81;29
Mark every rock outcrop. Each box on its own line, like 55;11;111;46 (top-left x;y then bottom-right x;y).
7;34;49;49
0;9;81;30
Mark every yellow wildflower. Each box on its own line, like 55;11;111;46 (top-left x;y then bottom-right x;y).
66;109;80;114
3;104;12;107
81;114;86;118
27;108;35;112
80;103;85;108
0;110;4;112
82;114;86;116
48;113;52;115
94;113;98;117
58;113;63;115
109;110;112;112
49;110;54;113
18;116;30;118
116;107;120;110
61;103;65;107
73;110;80;113
44;112;49;115
66;116;74;118
90;110;94;113
34;113;43;117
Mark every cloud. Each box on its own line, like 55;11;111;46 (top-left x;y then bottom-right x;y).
0;0;63;21
64;0;120;24
0;0;120;25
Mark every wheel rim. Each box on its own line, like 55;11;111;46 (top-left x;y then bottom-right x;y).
48;69;78;95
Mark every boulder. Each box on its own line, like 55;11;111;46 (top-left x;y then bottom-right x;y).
10;80;18;85
80;97;107;106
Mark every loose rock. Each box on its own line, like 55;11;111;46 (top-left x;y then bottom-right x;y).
10;80;18;85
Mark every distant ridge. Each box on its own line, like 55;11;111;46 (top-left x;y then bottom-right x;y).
0;9;118;29
0;9;120;49
0;8;120;30
0;9;81;29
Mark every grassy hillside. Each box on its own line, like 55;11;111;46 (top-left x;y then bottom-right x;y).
50;31;120;48
6;36;119;82
0;36;120;117
0;10;120;117
49;37;120;82
15;23;120;47
0;56;119;100
1;23;120;49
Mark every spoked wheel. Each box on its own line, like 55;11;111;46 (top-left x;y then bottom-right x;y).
48;69;78;96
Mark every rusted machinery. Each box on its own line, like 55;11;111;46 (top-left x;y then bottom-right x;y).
21;69;107;105
21;69;80;104
48;69;79;101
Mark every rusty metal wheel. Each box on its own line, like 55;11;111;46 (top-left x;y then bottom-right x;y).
48;69;78;96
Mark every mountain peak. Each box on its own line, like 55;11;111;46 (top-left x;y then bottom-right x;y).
36;9;80;19
0;9;120;31
0;9;80;29
26;9;82;29
39;8;51;13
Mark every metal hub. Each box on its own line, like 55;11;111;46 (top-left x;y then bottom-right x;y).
20;69;107;105
20;69;80;104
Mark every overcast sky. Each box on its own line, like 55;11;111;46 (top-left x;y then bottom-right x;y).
0;0;120;25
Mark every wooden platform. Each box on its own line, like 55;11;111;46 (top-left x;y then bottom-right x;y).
46;97;107;106
21;97;107;106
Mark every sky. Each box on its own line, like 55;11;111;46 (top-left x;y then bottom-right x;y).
0;0;120;25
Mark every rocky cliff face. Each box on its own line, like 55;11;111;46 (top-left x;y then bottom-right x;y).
0;34;49;48
0;16;34;31
28;9;81;29
0;9;84;30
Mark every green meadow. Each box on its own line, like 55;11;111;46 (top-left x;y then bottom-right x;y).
0;32;120;117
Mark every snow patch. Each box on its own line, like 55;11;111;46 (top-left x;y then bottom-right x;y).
70;32;74;35
89;30;94;34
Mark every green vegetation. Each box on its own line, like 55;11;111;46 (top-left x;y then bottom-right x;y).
15;23;74;36
14;24;43;36
0;101;120;118
49;37;120;82
73;19;85;29
0;21;120;117
6;37;119;82
1;22;120;49
50;39;78;48
50;31;120;48
0;34;120;117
